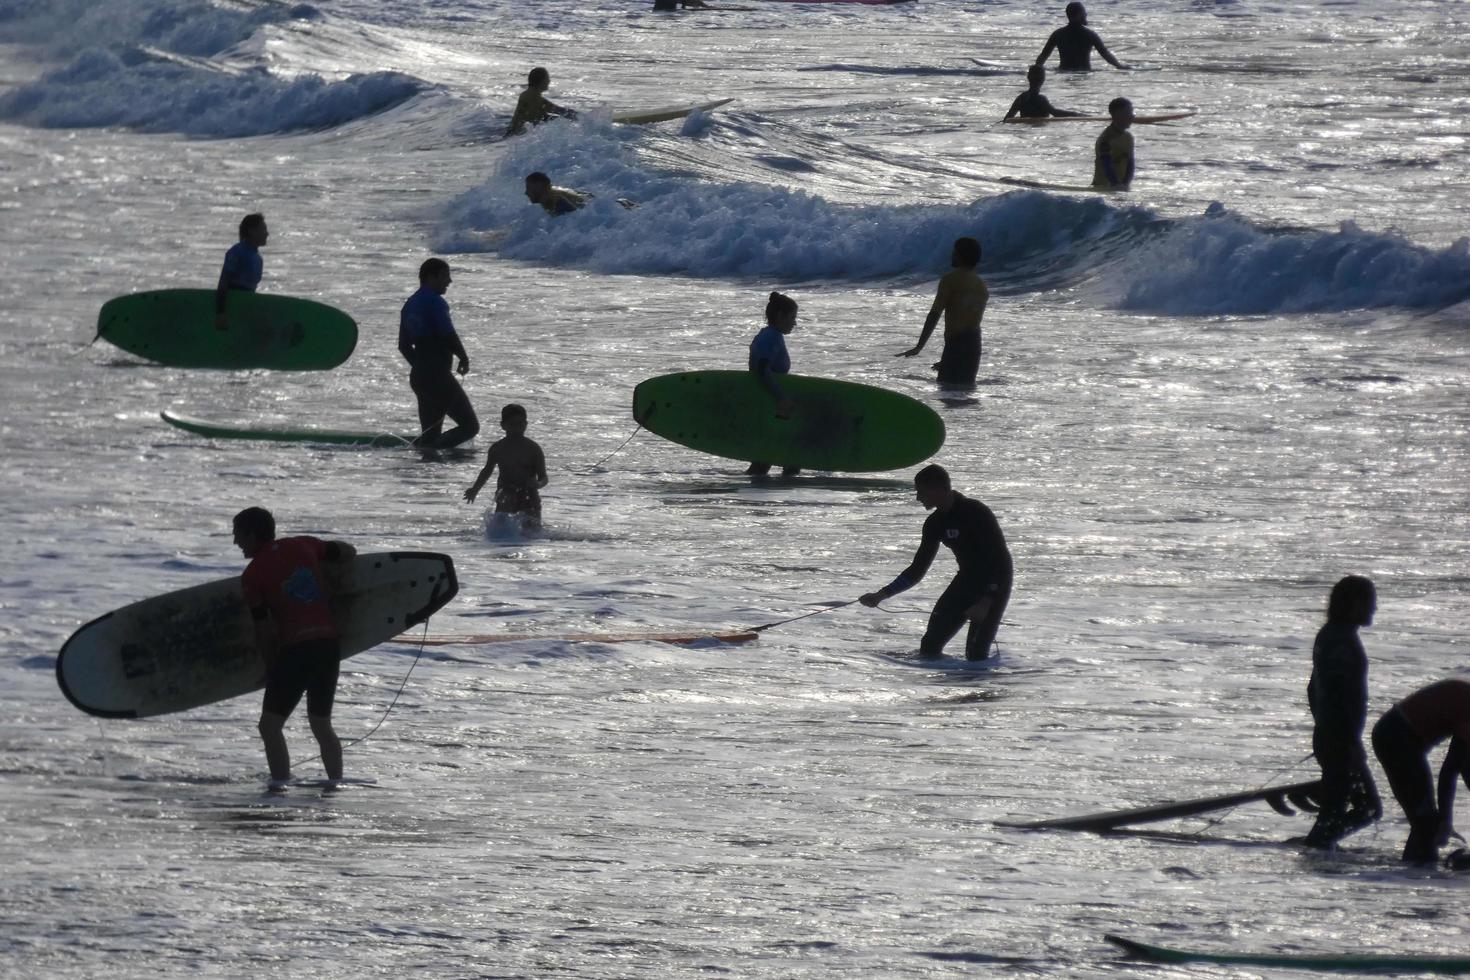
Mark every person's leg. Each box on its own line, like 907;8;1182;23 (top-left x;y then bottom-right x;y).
962;583;1009;660
435;377;480;449
258;711;292;782
920;578;973;657
304;641;343;781
410;372;446;447
259;652;307;782
1304;739;1355;847
1371;709;1437;862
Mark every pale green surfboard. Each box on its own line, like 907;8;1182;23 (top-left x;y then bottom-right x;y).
161;411;416;447
98;288;357;370
612;98;733;124
632;371;945;472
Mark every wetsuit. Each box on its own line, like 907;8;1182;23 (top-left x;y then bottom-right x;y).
398;286;479;449
746;324;794;476
1304;620;1381;846
242;537;343;719
932;267;988;385
215;239;262;315
1372;679;1470;862
1036;23;1118;71
1092;124;1134;190
1005;90;1071;119
889;493;1012;659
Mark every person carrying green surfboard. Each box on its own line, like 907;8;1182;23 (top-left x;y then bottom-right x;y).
746;291;800;478
214;212;268;331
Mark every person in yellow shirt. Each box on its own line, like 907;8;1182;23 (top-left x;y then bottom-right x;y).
899;237;989;386
1092;97;1135;191
506;67;577;137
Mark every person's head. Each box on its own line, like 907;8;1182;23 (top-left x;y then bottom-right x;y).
765;291;798;333
239;212;268;247
500;402;528;435
1065;2;1086;25
951;237;981;269
913;463;953;510
1026;64;1046;89
1108;96;1134;127
232;506;275;558
525;171;552;204
1327;575;1376;627
528;67;550;91
419;257;452;293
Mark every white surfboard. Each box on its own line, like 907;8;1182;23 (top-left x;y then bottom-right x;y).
57;552;458;718
1003;110;1196;125
612;98;733;125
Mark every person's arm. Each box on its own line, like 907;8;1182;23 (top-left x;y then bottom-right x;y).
1035;29;1059;67
534;444;548;489
1092;32;1127;70
323;541;356;563
543;98;578;121
1099;134;1122;188
464;447;499;503
1050;103;1086;118
1003;94;1025;121
901;281;947;357
1436;736;1468;845
215;250;236;328
860;527;939;607
436;300;470;374
397;317;416;366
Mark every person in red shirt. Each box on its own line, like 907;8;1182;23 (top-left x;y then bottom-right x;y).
234;507;356;787
1371;678;1470;863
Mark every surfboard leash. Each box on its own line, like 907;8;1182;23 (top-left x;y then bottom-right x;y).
580;404;654;474
1195;750;1317;833
338;619;430;752
746;598;858;633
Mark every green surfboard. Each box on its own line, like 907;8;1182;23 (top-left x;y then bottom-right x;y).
632;371;945;472
161;410;415;447
98;289;357;370
1106;935;1470;973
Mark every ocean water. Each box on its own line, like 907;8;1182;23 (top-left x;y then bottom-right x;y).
2;0;1468;976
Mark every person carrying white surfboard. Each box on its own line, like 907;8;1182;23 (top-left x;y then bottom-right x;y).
233;507;357;789
1035;2;1129;72
505;67;577;137
213;212;268;331
899;236;988;386
1004;64;1085;121
1092;97;1135;191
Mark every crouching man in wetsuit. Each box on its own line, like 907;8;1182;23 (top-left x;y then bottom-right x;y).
1303;575;1383;848
859;464;1013;660
234;506;356;788
1372;678;1470;864
399;258;480;450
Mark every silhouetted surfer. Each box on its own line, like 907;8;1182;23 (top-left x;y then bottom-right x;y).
746;291;800;478
1303;575;1383;848
214;212;267;331
398;258;480;449
524;172;587;216
1035;3;1129;72
1004;65;1084;120
653;0;710;9
860;464;1012;660
1372;679;1470;863
900;237;988;386
233;506;357;788
1092;97;1134;190
464;403;549;529
505;67;577;137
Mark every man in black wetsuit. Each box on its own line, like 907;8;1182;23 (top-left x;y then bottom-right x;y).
1004;65;1085;120
1304;575;1383;848
1035;2;1129;72
859;464;1012;660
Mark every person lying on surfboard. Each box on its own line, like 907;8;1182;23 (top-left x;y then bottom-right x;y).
1035;2;1129;72
1092;97;1135;191
214;212;268;331
1371;678;1470;864
859;464;1012;661
1004;65;1085;120
746;291;800;478
505;67;577;137
899;236;988;387
1303;575;1383;848
233;506;356;789
464;403;549;529
524;172;587;216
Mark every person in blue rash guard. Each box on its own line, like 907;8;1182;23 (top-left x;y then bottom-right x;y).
214;212;268;330
746;291;800;478
860;464;1013;660
398;258;479;450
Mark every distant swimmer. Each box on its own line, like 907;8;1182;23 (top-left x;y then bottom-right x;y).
1303;576;1383;849
398;258;480;450
214;212;268;331
1092;97;1135;191
653;0;710;8
1371;678;1470;864
1004;64;1085;120
1035;2;1129;72
233;506;357;788
505;67;577;138
859;464;1013;660
464;403;548;529
524;171;588;216
899;236;988;387
746;291;799;478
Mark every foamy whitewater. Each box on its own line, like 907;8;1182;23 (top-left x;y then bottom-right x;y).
2;0;1468;976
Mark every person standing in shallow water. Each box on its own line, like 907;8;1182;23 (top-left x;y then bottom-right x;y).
1035;2;1129;72
1372;679;1470;864
1004;64;1084;120
1092;97;1135;191
398;258;480;450
464;403;548;529
214;212;268;331
900;237;988;387
1303;575;1382;848
505;67;577;137
746;291;800;478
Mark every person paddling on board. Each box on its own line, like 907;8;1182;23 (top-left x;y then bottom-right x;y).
1371;678;1470;864
746;291;800;478
505;67;577;137
653;0;711;9
214;212;268;331
1035;2;1129;72
1092;97;1135;191
1303;575;1383;848
398;258;480;450
464;403;549;529
899;237;988;387
1004;64;1085;120
524;172;588;216
233;506;356;789
859;464;1013;660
